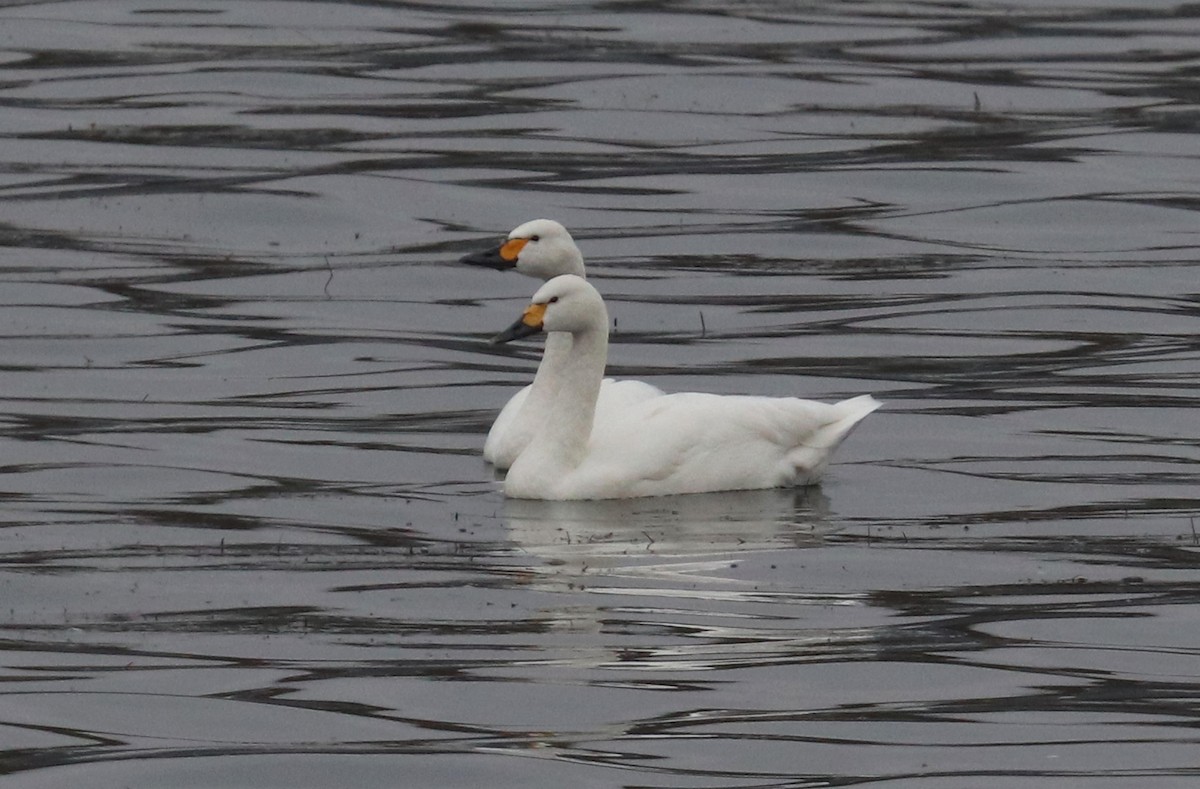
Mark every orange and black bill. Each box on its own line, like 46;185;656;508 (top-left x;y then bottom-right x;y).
491;302;547;344
460;238;528;270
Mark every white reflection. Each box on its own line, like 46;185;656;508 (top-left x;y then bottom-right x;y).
502;486;833;572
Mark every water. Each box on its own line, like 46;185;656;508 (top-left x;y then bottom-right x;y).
2;1;1198;786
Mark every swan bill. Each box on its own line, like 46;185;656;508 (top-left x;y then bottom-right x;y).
491;302;547;344
459;239;519;270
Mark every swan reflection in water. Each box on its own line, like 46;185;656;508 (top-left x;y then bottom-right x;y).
496;487;851;673
501;486;833;574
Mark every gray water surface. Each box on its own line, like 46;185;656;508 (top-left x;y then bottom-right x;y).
2;2;1199;787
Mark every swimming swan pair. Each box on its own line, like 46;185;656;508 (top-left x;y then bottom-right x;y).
461;219;879;500
460;219;663;470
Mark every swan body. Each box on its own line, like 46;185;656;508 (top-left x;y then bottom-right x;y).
492;275;880;500
462;219;661;468
483;375;666;470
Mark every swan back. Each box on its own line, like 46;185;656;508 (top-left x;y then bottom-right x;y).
507;392;879;500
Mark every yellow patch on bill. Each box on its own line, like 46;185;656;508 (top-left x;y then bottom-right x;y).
500;238;528;262
522;302;547;327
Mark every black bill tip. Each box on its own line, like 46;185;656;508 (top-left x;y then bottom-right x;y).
491;317;543;345
460;245;516;271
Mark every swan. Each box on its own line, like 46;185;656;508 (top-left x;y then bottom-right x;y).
459;218;587;279
492;275;881;500
461;219;662;468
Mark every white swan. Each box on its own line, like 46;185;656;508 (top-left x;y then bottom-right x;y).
461;219;661;468
492;275;881;500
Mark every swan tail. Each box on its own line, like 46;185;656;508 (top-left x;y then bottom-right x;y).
786;394;881;482
817;395;882;448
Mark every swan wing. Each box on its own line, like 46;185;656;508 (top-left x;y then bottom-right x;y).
485;378;665;469
593;378;666;417
483;384;532;466
561;393;879;499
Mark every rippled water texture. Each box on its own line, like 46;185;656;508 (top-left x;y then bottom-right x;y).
2;1;1199;786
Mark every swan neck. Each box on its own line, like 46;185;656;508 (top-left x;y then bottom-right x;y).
527;332;571;401
537;325;607;465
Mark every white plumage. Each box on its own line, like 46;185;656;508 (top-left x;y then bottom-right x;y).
483;373;665;471
462;219;661;469
492;275;880;500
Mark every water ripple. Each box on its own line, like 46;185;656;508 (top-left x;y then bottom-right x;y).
2;1;1199;787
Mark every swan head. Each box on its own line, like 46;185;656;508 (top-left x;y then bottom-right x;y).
492;274;608;344
459;219;586;280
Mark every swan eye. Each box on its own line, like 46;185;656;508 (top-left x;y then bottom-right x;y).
548;296;559;304
529;234;540;242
